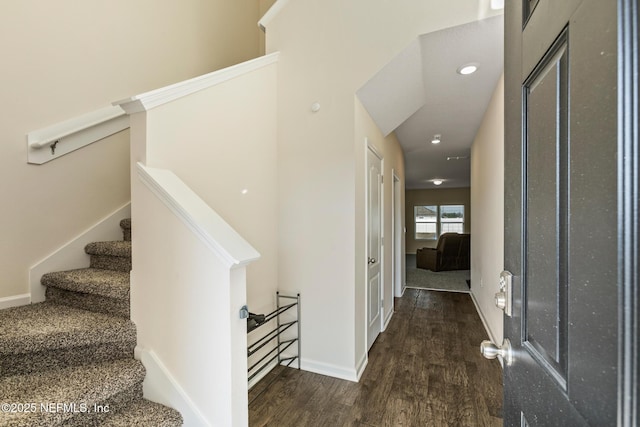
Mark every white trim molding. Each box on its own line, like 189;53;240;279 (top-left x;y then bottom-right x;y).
27;106;129;165
300;357;360;383
258;0;291;31
470;291;499;345
355;352;368;381
115;52;280;114
0;294;31;310
136;163;260;268
29;203;131;303
137;348;212;427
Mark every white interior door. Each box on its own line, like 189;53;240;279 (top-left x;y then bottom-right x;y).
366;146;382;350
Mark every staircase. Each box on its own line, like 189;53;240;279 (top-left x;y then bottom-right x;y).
0;219;183;426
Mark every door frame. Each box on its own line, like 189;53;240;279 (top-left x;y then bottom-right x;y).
392;171;404;298
365;139;384;350
617;0;638;423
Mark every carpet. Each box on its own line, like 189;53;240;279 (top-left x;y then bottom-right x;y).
406;254;470;293
0;218;183;426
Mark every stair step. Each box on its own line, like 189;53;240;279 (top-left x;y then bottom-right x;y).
94;399;183;426
0;359;145;427
120;218;131;242
0;302;135;377
85;241;132;272
42;268;129;300
42;268;130;317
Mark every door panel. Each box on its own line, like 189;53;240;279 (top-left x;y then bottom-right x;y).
503;0;623;425
367;146;382;350
523;34;569;386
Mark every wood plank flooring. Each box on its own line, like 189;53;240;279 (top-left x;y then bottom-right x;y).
249;289;503;426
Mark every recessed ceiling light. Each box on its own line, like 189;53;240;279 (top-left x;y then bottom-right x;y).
432;179;443;186
457;63;479;75
431;134;441;144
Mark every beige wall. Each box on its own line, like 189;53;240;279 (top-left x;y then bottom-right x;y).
405;188;471;253
0;1;261;300
264;0;501;378
470;74;504;344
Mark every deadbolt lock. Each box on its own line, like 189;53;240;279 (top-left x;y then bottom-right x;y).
495;271;513;317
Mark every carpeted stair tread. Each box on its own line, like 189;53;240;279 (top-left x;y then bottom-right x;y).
0;302;135;356
0;359;144;427
41;268;129;300
85;240;131;258
99;399;183;426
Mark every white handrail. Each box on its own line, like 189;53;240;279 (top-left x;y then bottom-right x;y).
28;106;126;149
114;52;279;114
258;0;291;31
26;105;129;165
136;162;261;268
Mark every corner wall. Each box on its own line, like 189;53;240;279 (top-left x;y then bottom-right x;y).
355;98;405;370
264;0;501;379
470;74;504;344
0;1;261;300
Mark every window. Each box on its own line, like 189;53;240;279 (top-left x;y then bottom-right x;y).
414;205;438;240
414;205;464;239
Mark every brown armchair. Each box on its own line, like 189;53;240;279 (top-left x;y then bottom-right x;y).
416;233;470;271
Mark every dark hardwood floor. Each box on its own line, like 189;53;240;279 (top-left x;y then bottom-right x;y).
249;289;503;426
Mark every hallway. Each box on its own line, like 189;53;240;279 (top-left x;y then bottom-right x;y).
249;289;503;426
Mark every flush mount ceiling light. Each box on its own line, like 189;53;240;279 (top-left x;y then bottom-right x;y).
432;179;444;186
447;155;470;161
431;134;441;144
457;63;479;75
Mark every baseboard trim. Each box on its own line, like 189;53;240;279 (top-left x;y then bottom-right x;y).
137;347;211;427
355;352;368;381
0;294;31;310
382;309;394;332
469;291;498;345
29;203;131;303
300;357;359;382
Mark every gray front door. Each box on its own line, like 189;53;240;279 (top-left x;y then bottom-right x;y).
502;0;638;425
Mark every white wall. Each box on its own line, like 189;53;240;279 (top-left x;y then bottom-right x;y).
470;75;504;344
264;0;501;379
355;99;405;370
142;61;279;318
0;0;262;300
125;57;278;425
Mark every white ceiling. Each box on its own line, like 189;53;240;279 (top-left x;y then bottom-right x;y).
357;15;504;189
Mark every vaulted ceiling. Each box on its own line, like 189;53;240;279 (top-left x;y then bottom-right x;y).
357;15;504;189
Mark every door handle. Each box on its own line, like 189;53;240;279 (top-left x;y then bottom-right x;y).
368;257;376;265
480;338;513;366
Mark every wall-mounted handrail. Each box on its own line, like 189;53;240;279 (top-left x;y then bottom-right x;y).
28;106;126;149
27;105;129;164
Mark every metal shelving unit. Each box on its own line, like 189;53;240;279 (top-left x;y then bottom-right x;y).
247;292;300;384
